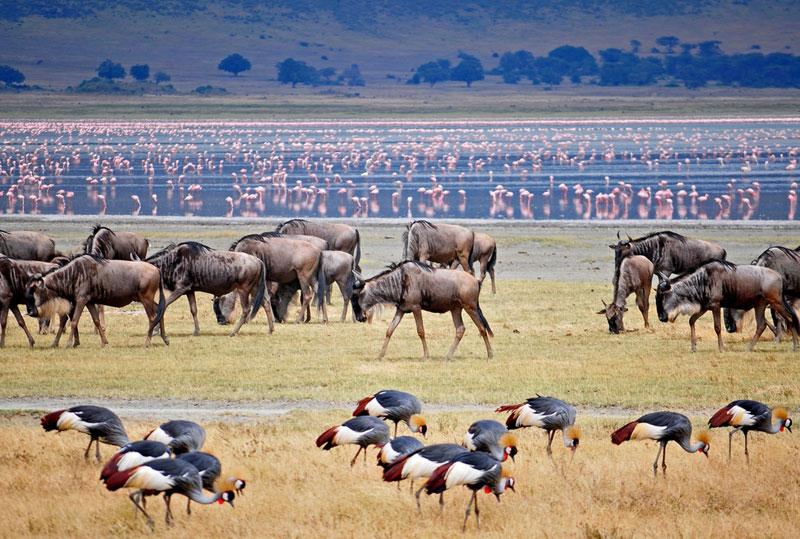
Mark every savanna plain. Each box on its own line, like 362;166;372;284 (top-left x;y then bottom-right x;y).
1;218;799;538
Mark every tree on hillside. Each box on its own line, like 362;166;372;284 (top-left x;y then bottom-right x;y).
276;58;318;87
497;50;535;83
97;59;125;81
218;53;251;76
154;71;171;84
698;40;723;57
0;65;25;86
451;52;484;87
340;63;365;86
629;40;641;54
318;67;338;85
130;64;150;81
656;36;680;54
413;59;451;87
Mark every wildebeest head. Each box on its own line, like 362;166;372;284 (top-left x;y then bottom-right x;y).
655;280;698;323
212;292;237;325
25;275;70;319
608;231;633;261
596;300;627;334
351;275;368;323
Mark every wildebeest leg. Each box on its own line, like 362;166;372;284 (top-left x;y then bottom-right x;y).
9;305;34;347
768;298;799;351
378;308;405;359
229;288;250;337
338;280;349;322
139;294;160;347
464;306;493;359
68;301;87;348
96;305;106;334
748;302;768;352
85;304;108;346
711;307;724;352
163;287;189;308
51;314;68;348
38;318;49;335
186;292;200;336
0;303;8;348
636;288;650;328
412;308;429;360
296;282;313;324
445;308;465;360
458;252;474;275
688;310;705;352
488;264;496;295
478;257;488;285
260;301;275;334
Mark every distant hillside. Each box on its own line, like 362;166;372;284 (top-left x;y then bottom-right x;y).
0;0;798;92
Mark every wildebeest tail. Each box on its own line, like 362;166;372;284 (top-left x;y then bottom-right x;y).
401;228;410;259
476;299;493;338
316;253;327;309
468;231;477;269
344;259;356;300
250;260;267;321
153;274;167;328
723;308;738;333
354;229;362;270
486;245;497;275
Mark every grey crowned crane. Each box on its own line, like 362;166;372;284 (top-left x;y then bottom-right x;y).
495;395;581;456
178;451;246;514
100;440;171;482
104;458;234;530
376;436;425;470
424;452;515;531
316;416;390;466
382;443;469;512
144;420;206;455
612;411;710;476
353;390;427;437
40;405;129;462
708;400;792;462
462;420;518;462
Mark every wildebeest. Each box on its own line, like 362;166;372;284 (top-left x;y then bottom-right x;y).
147;242;268;336
350;261;493;360
724;246;800;338
25;254;167;347
598;255;654;334
444;232;497;293
402;220;475;274
0;255;59;347
83;224;149;260
276;219;361;270
218;234;326;324
610;231;726;286
656;260;799;352
0;229;61;261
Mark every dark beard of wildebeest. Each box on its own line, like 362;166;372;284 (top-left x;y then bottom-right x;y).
146;242;268;337
0;229;61;261
402;220;476;275
655;259;800;352
610;231;726;291
597;255;653;334
0;255;62;347
25;254;168;348
724;246;800;337
275;219;362;271
350;260;493;360
215;234;326;325
83;224;149;260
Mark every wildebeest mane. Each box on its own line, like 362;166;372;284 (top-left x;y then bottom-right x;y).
147;241;212;261
275;218;309;232
259;231;284;238
229;234;266;250
755;246;800;265
84;224;117;256
39;253;107;277
403;220;438;260
630;230;687;243
365;260;433;283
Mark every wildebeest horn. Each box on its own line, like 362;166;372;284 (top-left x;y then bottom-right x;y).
616;230;621;240
602;299;608;307
627;234;632;241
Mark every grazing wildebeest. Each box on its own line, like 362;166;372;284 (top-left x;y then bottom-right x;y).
610;231;726;286
597;255;654;334
25;254;167;347
0;230;61;261
656;260;799;352
83;224;149;260
218;234;326;324
147;242;268;336
724;246;800;338
350;261;493;360
402;220;475;275
270;250;356;322
276;219;361;270
0;255;59;347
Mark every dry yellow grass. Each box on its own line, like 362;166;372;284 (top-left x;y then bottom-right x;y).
2;412;799;538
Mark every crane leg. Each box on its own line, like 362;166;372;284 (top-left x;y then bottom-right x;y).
474;491;480;529
728;429;738;461
129;491;154;530
652;442;663;477
394;422;398;437
186;498;192;516
744;431;750;464
546;430;555;457
661;442;667;476
409;479;414;494
95;438;101;462
83;437;95;461
163;494;173;525
462;491;476;532
439;493;445;513
349;446;362;467
414;485;425;513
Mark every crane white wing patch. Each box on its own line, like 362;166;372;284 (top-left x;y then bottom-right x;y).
365;399;389;417
125;466;175;491
403;454;442;479
380;444;400;464
631;423;667;440
515;406;554;428
333;426;369;446
117;451;166;472
56;411;91;434
728;406;756;427
463;431;477;451
445;461;492;489
145;427;172;444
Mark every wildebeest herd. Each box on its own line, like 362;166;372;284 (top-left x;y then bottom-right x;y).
1;220;499;360
603;230;800;352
